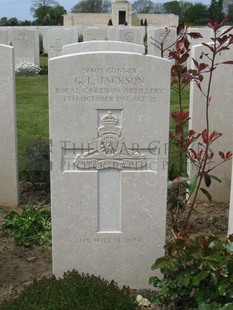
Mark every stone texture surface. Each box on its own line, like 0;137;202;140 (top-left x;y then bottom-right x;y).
11;29;39;65
147;27;176;57
189;44;233;202
62;41;145;55
117;27;144;45
49;52;171;289
0;44;18;206
47;28;73;59
82;27;107;41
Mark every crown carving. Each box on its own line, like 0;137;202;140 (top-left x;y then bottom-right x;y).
98;111;121;137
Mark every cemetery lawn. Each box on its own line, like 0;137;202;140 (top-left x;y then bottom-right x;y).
16;75;49;175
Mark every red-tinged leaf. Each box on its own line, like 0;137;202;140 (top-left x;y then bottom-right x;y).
189;148;198;159
221;26;233;36
217;36;228;45
202;42;214;51
189;130;196;137
202;129;209;144
220;60;233;65
220;17;229;27
216;46;230;53
188;32;203;39
209;131;217;142
204;172;211;187
219;151;225;159
207;152;214;160
226;151;233;159
199;63;208;71
200;188;212;202
177;23;185;36
192;58;199;69
208;96;212;105
196;82;202;91
207;19;216;29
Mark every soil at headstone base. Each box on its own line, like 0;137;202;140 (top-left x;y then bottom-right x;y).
0;182;229;309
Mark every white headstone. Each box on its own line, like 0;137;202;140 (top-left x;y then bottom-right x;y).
117;27;144;45
49;51;171;289
0;30;7;45
47;28;73;59
0;44;18;206
148;28;176;57
83;27;107;41
188;44;233;202
11;29;40;66
62;41;145;55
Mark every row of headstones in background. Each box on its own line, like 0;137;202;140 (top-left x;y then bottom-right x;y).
0;44;18;206
147;27;215;57
0;28;39;65
49;42;171;288
62;41;145;55
47;26;145;58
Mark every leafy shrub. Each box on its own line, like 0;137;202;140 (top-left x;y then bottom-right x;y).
1;270;136;310
1;204;51;246
149;232;233;309
15;61;41;76
20;138;50;189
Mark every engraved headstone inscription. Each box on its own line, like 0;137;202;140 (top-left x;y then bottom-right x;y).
49;52;171;288
0;44;18;206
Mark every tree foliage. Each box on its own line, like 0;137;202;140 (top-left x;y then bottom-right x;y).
163;1;182;15
30;0;59;14
132;0;154;13
71;0;111;13
0;17;32;26
208;0;225;23
183;3;209;25
30;0;66;25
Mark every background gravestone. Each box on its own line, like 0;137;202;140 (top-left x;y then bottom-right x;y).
147;28;176;57
117;27;144;45
49;51;171;289
0;44;18;206
62;41;145;55
0;30;7;45
11;29;39;66
47;28;74;59
82;27;107;41
188;44;233;202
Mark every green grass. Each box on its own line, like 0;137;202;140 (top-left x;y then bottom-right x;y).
16;75;49;175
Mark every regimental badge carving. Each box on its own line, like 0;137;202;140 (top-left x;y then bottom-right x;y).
74;111;146;170
124;32;134;42
18;33;28;43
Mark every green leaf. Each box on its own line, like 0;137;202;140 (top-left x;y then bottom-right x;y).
188;175;198;194
200;188;212;202
226;242;233;254
151;257;168;270
193;271;209;286
198;303;211;310
218;283;228;296
209;175;222;183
